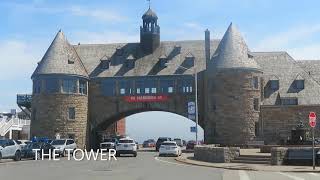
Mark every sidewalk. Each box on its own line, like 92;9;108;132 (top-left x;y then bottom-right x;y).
175;153;320;172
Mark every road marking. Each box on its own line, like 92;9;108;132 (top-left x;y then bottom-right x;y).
308;173;319;176
278;172;305;180
238;170;251;180
154;156;191;167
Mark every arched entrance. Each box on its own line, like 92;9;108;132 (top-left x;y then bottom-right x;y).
89;109;204;149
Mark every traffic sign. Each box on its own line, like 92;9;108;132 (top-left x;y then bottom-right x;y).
188;102;195;115
309;112;317;128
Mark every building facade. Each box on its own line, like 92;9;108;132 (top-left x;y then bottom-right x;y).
31;7;320;148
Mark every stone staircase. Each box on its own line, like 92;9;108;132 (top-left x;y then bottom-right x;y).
231;154;271;164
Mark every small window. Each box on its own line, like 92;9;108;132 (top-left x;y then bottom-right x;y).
68;59;74;64
270;80;279;90
295;80;304;90
66;140;74;145
100;60;110;69
120;88;125;95
136;88;141;94
79;80;87;95
145;88;150;94
168;87;173;93
125;61;135;69
45;78;59;93
116;48;123;56
68;107;75;120
253;98;259;111
151;88;157;94
252;76;259;89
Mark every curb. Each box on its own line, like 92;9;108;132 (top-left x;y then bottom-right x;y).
175;156;320;173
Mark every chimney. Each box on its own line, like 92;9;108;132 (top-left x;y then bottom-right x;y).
205;29;210;63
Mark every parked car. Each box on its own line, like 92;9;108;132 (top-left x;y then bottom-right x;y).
156;137;171;151
173;138;184;147
159;141;182;157
16;140;32;149
143;139;156;148
0;139;22;161
186;140;196;150
100;138;118;151
22;142;55;159
51;139;77;157
115;137;137;157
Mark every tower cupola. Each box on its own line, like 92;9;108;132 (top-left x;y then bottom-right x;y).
140;7;160;54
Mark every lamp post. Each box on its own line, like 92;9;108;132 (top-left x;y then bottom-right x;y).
165;63;199;144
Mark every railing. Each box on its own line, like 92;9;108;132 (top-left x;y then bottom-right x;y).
17;94;32;107
0;117;31;136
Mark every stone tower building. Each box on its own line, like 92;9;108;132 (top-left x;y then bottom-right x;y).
205;23;263;145
31;31;89;148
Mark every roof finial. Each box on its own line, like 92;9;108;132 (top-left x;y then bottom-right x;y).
147;0;151;9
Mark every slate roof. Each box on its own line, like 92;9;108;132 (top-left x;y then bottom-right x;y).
32;30;88;78
73;40;220;78
296;60;320;84
251;52;320;105
210;23;261;71
142;8;158;20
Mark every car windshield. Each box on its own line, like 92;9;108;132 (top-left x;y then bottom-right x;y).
0;140;7;146
162;142;176;146
104;138;115;143
119;139;133;143
51;140;65;145
26;143;41;149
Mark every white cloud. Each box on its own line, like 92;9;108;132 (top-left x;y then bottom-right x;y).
253;24;320;59
0;40;41;80
69;6;127;23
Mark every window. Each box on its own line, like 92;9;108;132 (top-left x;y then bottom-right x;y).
100;60;110;69
294;80;304;90
151;88;157;94
136;80;144;94
178;78;193;93
66;140;74;145
45;78;59;93
33;80;41;94
62;79;77;94
160;79;174;94
145;88;150;94
144;79;157;95
68;107;75;120
270;80;279;90
253;98;259;111
102;79;116;96
281;98;298;105
119;80;133;95
252;76;259;89
136;88;141;94
68;59;74;64
79;80;87;95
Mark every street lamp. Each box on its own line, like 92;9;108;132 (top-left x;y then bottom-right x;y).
165;62;199;145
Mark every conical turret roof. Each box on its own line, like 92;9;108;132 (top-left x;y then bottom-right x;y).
32;30;88;78
142;8;158;20
212;23;261;71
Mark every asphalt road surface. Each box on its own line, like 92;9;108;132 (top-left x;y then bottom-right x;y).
0;151;319;180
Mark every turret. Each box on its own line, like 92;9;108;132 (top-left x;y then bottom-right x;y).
31;30;89;149
205;23;262;145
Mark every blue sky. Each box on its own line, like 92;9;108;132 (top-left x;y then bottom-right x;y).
1;0;320;141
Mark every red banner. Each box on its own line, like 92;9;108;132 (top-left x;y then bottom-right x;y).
123;95;169;102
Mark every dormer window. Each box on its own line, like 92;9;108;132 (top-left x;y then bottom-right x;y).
126;54;135;69
68;59;74;64
185;52;195;67
159;54;168;67
270;80;279;90
294;80;304;90
100;56;110;69
116;47;124;56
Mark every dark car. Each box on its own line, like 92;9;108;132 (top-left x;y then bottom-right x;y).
143;139;156;148
186;140;196;150
22;142;55;159
156;137;171;151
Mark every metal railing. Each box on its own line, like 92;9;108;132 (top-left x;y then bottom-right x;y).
0;117;31;136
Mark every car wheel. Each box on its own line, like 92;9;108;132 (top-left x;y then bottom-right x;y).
0;152;2;160
133;152;137;157
14;151;21;161
115;152;120;157
62;150;66;157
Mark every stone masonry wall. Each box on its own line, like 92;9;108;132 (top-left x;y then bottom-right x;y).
205;70;262;145
194;145;240;163
31;94;88;149
261;105;320;144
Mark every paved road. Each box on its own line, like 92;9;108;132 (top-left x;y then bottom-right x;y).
0;151;319;180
